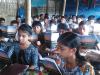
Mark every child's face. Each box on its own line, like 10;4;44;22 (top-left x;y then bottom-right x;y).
78;25;89;35
33;26;41;34
89;20;95;25
97;20;100;24
57;42;74;58
18;30;31;44
17;18;21;23
57;29;67;35
61;18;66;23
0;21;5;25
76;18;82;24
54;18;57;22
44;19;48;23
50;23;55;26
33;18;38;21
11;23;19;31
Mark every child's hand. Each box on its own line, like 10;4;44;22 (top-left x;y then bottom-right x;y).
0;37;5;42
12;38;18;41
36;41;41;46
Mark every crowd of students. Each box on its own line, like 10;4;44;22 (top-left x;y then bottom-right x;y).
0;13;100;75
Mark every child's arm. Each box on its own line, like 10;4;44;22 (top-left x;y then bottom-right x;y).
96;43;100;51
30;47;39;70
7;43;15;58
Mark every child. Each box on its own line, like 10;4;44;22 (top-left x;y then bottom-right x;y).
78;21;100;50
57;32;95;75
16;16;22;26
32;21;45;46
97;17;100;24
7;24;39;70
60;16;69;29
57;23;68;35
10;20;19;41
0;17;5;26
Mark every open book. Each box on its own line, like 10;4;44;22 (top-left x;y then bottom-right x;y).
38;53;62;75
1;25;16;38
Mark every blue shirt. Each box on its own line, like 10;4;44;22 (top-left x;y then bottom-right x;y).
7;42;39;70
0;43;7;50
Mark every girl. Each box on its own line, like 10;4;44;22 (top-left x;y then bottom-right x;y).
57;32;95;75
7;24;39;70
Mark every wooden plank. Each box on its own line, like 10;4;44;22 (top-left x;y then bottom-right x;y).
62;0;66;16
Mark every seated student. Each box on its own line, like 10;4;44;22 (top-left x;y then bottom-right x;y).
72;15;76;22
16;16;22;26
7;24;39;70
0;29;7;50
10;20;19;41
44;16;49;27
57;23;68;35
80;14;85;21
40;14;44;22
49;20;56;26
54;16;58;25
78;21;100;70
57;32;95;75
32;16;38;22
32;21;45;47
78;21;100;51
97;17;100;24
60;16;69;29
0;17;5;26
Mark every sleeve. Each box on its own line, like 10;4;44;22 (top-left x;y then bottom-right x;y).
7;43;15;58
31;47;39;69
84;65;95;75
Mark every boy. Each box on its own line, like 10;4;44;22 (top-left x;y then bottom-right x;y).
40;14;44;22
78;21;100;50
32;21;45;46
0;17;5;26
10;20;19;41
97;17;100;24
16;16;22;26
57;23;68;35
60;16;69;29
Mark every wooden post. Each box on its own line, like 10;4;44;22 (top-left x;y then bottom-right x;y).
62;0;66;16
25;0;31;26
17;0;20;10
46;0;49;14
75;0;79;16
55;0;57;15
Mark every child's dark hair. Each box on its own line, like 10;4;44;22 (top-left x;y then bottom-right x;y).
32;16;38;19
0;17;5;22
54;16;58;19
11;20;19;26
76;15;81;19
44;16;49;19
50;20;56;25
79;21;88;27
57;23;67;30
61;16;66;19
18;24;32;36
97;17;100;21
80;14;85;19
57;32;87;66
68;17;72;21
16;16;21;20
40;14;43;17
88;15;95;20
32;21;42;28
